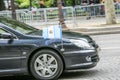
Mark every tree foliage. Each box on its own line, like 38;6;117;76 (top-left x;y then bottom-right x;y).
45;0;53;7
15;0;55;8
31;0;40;8
14;0;83;8
15;0;30;8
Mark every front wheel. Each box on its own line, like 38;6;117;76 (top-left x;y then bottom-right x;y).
30;49;63;80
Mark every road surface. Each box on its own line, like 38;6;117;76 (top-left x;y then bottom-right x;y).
0;33;120;80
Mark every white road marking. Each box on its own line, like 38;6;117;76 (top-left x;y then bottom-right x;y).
102;47;120;50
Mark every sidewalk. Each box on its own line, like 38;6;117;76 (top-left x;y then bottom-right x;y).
65;18;120;35
33;17;120;35
69;23;120;35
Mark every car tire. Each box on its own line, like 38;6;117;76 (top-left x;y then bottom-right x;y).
30;49;63;80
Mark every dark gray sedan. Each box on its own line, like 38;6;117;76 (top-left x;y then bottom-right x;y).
0;16;99;80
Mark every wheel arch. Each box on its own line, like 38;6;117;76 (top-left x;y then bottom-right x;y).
27;47;65;74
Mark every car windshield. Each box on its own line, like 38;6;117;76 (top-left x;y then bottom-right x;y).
0;16;40;35
0;16;90;40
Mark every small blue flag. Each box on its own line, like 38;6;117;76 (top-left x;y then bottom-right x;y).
42;25;62;39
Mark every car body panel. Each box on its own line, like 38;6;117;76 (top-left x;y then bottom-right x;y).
0;16;99;76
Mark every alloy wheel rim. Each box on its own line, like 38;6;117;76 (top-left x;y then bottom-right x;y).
34;54;58;77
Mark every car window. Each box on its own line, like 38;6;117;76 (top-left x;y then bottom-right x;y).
0;28;8;39
0;28;6;33
0;28;17;39
0;16;39;35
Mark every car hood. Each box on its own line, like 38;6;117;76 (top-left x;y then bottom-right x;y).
24;30;98;48
62;31;93;42
27;30;93;42
62;31;98;48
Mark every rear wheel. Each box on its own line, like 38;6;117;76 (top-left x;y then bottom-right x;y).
30;49;63;80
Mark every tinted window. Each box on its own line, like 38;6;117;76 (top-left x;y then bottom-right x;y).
0;28;6;34
0;28;17;39
0;16;39;35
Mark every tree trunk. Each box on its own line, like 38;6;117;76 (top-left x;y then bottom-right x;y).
105;0;117;24
0;0;5;11
72;0;76;7
30;0;32;10
57;0;68;30
11;0;16;20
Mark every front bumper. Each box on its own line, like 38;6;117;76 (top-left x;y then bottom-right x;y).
63;49;99;70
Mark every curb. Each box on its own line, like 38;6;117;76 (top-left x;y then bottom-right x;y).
70;26;120;35
81;30;120;35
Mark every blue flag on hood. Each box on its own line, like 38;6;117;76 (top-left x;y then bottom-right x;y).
42;25;62;39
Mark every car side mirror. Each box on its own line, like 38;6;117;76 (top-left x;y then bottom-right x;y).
0;33;15;39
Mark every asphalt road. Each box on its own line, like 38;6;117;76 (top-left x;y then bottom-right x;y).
0;33;120;80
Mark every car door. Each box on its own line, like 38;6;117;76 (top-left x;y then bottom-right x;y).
0;27;22;72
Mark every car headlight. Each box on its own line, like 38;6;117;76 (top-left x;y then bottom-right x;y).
69;39;94;49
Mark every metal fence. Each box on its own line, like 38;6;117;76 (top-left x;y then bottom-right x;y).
0;4;120;27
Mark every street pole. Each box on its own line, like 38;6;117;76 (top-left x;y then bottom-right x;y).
11;0;16;20
57;0;67;29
